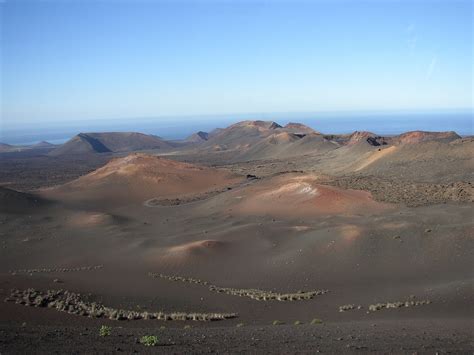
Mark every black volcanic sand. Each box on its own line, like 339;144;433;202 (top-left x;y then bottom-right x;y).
0;148;473;353
1;320;472;354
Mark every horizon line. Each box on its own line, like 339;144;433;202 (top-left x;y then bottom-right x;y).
4;107;473;128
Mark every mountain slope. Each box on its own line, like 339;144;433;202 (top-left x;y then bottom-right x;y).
236;132;338;161
49;132;172;156
202;120;283;150
43;153;244;206
0;187;53;213
185;131;209;143
390;131;461;145
282;122;318;134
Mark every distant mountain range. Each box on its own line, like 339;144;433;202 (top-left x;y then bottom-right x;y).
0;120;463;159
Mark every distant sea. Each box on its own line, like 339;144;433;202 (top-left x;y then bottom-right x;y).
1;110;472;145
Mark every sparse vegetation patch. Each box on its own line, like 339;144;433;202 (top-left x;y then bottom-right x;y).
148;273;209;285
208;285;328;301
149;272;329;301
338;297;432;313
99;325;111;337
140;335;159;347
10;265;103;275
368;299;431;312
339;304;362;312
5;288;237;321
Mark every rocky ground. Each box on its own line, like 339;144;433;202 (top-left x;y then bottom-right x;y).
323;176;474;207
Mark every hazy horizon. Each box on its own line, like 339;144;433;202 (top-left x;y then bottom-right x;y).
1;108;472;145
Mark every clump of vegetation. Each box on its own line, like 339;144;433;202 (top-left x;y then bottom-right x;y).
140;335;159;347
5;288;237;322
149;272;330;302
208;285;328;301
99;325;111;337
148;273;209;285
310;318;323;325
183;325;191;329
339;304;362;312
11;265;103;275
294;320;302;325
236;322;245;327
272;320;284;325
368;299;431;312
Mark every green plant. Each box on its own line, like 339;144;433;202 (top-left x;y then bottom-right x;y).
294;320;302;325
272;320;284;325
140;335;159;347
310;318;323;325
99;325;111;337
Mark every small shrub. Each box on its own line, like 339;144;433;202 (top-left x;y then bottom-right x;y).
272;320;284;325
140;335;159;347
310;318;323;325
294;320;302;325
99;325;111;337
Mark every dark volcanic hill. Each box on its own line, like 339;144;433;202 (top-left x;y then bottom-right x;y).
49;132;172;156
346;131;389;146
185;131;209;143
186;120;341;161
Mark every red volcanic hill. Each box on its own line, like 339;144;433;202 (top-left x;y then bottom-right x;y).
189;120;465;162
283;122;318;134
42;153;244;206
216;173;392;218
49;132;173;156
197;120;331;157
391;131;461;145
203;120;283;149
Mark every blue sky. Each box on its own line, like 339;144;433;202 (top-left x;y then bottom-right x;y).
2;0;473;129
